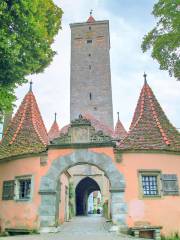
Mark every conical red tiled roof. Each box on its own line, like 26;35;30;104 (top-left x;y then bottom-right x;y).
48;114;60;142
114;113;127;140
0;88;48;160
119;77;180;151
87;14;95;23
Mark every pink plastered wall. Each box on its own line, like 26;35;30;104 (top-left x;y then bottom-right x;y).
0;156;41;231
0;148;180;236
115;153;180;236
0;149;74;232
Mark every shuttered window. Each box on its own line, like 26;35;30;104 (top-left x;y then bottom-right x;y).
162;174;179;196
2;180;14;200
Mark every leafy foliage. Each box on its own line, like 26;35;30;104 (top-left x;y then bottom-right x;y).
141;0;180;80
161;232;180;240
0;0;63;116
69;182;75;218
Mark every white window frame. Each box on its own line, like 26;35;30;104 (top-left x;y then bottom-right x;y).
14;175;33;201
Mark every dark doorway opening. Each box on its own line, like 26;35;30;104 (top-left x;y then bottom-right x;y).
75;177;100;216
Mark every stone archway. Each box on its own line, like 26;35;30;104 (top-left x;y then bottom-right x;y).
39;149;127;231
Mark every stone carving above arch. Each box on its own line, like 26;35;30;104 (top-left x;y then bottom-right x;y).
50;115;112;145
39;149;127;231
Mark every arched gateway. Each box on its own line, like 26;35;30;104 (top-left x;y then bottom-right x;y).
39;149;127;231
39;116;127;232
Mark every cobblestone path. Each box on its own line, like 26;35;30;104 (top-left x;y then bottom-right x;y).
0;216;134;240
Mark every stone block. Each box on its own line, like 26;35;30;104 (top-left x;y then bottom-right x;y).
40;177;57;192
39;205;56;216
41;195;56;206
39;216;56;227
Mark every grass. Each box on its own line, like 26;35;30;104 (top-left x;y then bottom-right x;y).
161;232;180;240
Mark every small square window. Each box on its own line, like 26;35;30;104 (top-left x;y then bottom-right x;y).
88;53;91;57
139;171;161;198
87;39;92;44
142;176;158;196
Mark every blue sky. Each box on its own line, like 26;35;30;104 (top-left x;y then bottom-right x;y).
15;0;180;131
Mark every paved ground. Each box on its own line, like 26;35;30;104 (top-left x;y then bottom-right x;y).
0;215;135;240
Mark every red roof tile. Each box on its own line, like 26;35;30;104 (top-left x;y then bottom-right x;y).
60;124;70;135
83;113;114;137
113;113;127;140
0;89;48;160
48;116;60;142
118;80;180;151
87;15;95;23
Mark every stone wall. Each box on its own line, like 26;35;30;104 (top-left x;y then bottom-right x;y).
70;20;114;128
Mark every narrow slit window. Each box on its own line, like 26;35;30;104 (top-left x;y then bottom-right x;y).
89;93;92;100
89;65;91;70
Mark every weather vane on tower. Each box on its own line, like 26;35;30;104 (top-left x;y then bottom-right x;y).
29;80;33;91
90;9;93;16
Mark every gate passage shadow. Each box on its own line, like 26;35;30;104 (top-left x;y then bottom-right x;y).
75;177;100;216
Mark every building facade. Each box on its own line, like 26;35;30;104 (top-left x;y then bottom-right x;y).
0;15;180;237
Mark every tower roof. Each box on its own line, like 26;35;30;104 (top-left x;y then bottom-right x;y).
87;10;95;23
114;112;127;140
0;87;48;160
48;113;60;142
87;15;95;23
119;76;180;151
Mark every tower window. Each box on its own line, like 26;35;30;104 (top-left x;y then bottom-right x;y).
89;65;91;70
88;53;91;57
89;93;92;100
87;39;92;44
89;26;91;30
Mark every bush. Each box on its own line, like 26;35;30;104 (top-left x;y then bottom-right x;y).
161;232;180;240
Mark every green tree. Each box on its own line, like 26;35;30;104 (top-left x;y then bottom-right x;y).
141;0;180;80
0;0;63;117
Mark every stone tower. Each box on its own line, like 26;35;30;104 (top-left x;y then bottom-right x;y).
70;14;114;129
